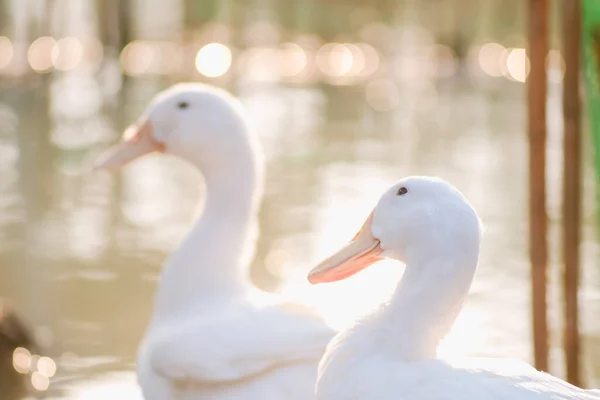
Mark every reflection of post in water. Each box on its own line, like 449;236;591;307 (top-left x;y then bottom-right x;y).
10;1;56;356
313;0;365;125
15;86;53;220
16;0;54;220
222;0;244;93
277;0;298;37
0;0;6;32
97;0;131;53
437;0;475;70
184;0;219;28
97;0;131;257
230;0;244;92
184;0;242;91
96;0;131;124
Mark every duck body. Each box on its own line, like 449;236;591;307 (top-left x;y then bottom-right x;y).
95;83;333;399
307;176;599;400
137;301;330;400
316;317;599;400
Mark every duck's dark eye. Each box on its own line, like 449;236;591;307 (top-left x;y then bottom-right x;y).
396;186;408;196
177;101;189;109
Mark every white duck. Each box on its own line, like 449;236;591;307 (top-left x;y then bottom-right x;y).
94;83;334;400
307;176;600;399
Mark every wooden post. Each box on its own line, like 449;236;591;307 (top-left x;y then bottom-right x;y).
562;0;582;387
528;0;549;372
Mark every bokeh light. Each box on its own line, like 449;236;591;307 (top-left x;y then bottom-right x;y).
52;37;84;71
28;36;56;72
478;42;507;77
316;43;354;77
37;356;57;378
278;42;307;77
0;36;14;69
120;41;154;76
12;347;31;374
239;46;279;82
506;48;530;82
119;40;183;76
31;371;50;391
195;43;232;78
346;43;367;76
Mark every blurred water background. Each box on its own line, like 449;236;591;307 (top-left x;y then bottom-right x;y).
0;0;599;398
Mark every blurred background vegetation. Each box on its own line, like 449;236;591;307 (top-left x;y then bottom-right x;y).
0;0;598;398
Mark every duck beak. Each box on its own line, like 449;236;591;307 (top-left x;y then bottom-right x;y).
308;210;384;284
93;121;165;171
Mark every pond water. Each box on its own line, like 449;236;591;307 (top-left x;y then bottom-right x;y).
1;0;599;398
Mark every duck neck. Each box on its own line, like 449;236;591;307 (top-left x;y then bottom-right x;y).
152;150;263;319
373;248;478;361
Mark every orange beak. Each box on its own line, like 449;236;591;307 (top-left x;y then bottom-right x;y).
93;121;165;171
308;210;384;284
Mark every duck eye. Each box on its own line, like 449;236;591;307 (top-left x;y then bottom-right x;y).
396;186;408;196
177;101;189;109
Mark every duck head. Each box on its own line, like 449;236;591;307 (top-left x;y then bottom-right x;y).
308;176;482;284
94;83;260;175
